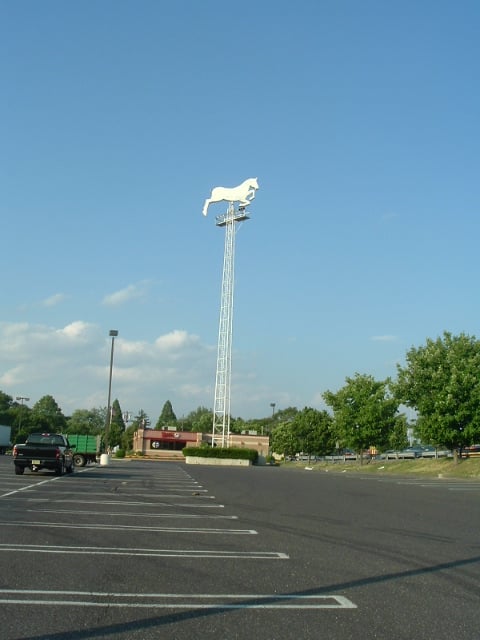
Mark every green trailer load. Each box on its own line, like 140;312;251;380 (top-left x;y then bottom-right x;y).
68;434;103;466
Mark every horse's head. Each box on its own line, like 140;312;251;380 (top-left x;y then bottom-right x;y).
250;177;259;190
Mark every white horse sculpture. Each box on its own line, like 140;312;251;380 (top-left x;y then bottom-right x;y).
202;177;259;216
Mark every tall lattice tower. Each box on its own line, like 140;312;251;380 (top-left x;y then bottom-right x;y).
202;178;259;447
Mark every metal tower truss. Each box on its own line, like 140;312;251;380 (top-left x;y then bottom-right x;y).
212;202;250;447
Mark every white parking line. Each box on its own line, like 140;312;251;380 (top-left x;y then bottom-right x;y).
0;476;62;498
0;521;257;534
23;492;217;500
26;498;221;507
0;590;355;609
27;508;236;519
0;544;286;559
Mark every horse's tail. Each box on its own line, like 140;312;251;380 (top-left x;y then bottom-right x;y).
202;199;210;216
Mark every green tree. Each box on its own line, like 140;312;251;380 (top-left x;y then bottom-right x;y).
155;400;177;429
394;332;480;452
0;391;14;424
66;408;106;435
388;413;409;451
230;416;246;434
182;406;213;432
270;408;334;458
231;416;266;435
196;410;213;433
8;396;32;443
324;373;398;458
29;395;67;433
274;406;299;423
291;407;335;457
121;421;137;452
107;399;126;448
271;422;299;458
131;409;151;430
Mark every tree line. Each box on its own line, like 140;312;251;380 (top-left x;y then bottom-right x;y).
272;331;480;459
2;332;480;456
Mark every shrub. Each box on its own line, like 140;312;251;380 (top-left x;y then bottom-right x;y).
114;449;126;458
182;446;258;463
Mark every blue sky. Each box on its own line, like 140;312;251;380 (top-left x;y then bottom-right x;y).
1;0;479;423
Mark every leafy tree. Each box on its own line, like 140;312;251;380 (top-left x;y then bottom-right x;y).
155;400;177;429
131;409;151;430
274;406;299;423
230;416;247;434
394;332;480;452
8;396;32;443
0;391;14;425
107;399;126;448
121;422;137;452
271;408;334;458
188;407;213;433
29;395;67;433
231;416;264;435
324;373;398;458
388;413;409;451
182;406;213;432
66;408;106;435
292;407;335;457
271;422;299;457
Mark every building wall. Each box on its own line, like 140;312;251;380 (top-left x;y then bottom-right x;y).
132;428;269;459
227;433;270;457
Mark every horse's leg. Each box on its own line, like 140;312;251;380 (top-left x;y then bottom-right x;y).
202;198;212;216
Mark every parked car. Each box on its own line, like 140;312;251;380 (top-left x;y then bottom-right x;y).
403;446;424;458
420;445;451;458
419;445;436;457
380;449;417;459
461;444;480;458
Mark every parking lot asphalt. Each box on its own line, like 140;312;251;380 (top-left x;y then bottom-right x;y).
0;455;479;639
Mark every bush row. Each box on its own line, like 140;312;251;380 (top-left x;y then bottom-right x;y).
182;446;258;462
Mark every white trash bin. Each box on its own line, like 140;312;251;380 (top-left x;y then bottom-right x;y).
100;453;110;466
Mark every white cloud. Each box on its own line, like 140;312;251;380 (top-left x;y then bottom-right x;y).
56;321;95;341
155;330;200;351
102;282;148;306
370;335;398;342
42;293;66;307
0;320;216;420
0;319;294;421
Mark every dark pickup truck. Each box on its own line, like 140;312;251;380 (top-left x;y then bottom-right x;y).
13;433;75;476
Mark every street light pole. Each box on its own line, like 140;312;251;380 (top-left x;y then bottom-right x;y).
105;330;118;450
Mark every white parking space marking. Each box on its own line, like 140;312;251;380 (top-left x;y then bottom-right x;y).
27;508;236;519
0;521;257;534
26;498;221;507
358;476;480;492
0;544;286;559
0;475;63;498
0;590;355;609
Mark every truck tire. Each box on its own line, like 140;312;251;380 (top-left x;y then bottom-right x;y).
14;465;24;475
73;453;86;467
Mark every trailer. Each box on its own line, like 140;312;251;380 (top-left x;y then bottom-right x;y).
68;434;103;466
0;424;12;454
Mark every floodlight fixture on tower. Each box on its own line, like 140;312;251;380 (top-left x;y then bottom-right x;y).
202;178;259;448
